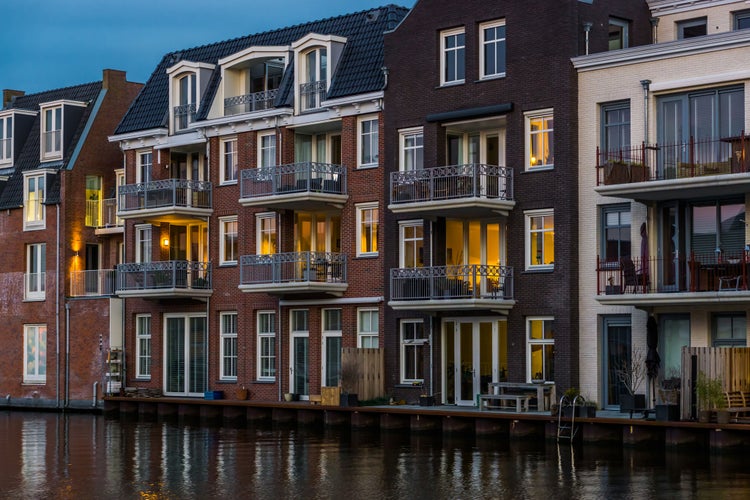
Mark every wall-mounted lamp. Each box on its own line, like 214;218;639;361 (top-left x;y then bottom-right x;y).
74;251;79;257
162;238;170;247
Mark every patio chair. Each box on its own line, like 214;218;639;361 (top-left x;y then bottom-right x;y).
621;257;649;293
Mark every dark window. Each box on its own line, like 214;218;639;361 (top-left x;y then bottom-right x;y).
601;205;631;262
602;101;631;155
734;10;750;30
713;313;746;347
608;18;629;50
677;18;707;39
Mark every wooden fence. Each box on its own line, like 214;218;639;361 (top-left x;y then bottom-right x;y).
341;347;384;401
680;347;750;420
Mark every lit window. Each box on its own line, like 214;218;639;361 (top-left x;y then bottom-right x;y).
24;324;47;383
136;315;151;379
358;116;379;168
24;173;46;229
257;311;276;380
356;202;378;256
527;317;554;382
358;308;379;348
441;28;465;85
221;138;238;184
220;216;238;265
399;128;423;171
525;209;554;269
400;320;425;383
480;20;506;79
256;212;277;255
85;176;102;228
25;243;45;301
41;106;62;159
220;312;238;380
525;109;554;169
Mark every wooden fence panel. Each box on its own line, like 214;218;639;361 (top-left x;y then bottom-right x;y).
681;347;750;420
342;347;384;401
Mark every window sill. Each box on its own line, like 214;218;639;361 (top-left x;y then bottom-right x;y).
219;180;238;186
522;166;554;173
476;74;506;82
253;379;276;384
394;382;424;388
356;164;379;170
437;81;465;89
23;224;46;231
523;267;554;274
219;262;237;268
134;377;151;381
217;379;238;384
23;297;46;302
22;381;46;386
355;254;379;259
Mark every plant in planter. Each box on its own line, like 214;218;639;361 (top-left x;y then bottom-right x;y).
339;359;359;407
695;372;725;423
615;348;647;414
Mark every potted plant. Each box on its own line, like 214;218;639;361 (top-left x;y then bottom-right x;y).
695;372;725;423
656;372;681;421
339;359;359;407
616;348;647;414
561;387;584;418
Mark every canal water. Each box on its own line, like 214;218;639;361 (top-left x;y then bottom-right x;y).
1;412;749;499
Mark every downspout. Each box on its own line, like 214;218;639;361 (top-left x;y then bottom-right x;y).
65;302;71;407
380;66;389;91
650;17;660;44
640;80;651;144
583;23;592;56
277;209;283;401
56;204;61;408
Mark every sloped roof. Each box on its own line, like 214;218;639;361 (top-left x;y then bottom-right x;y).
115;4;408;135
0;82;102;209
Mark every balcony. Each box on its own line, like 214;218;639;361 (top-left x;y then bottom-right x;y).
299;80;326;112
595;134;750;201
70;269;116;297
596;252;750;307
86;198;123;234
239;162;347;210
116;261;212;299
224;89;279;115
173;103;196;131
117;179;212;219
239;251;347;296
388;265;514;312
388;164;515;217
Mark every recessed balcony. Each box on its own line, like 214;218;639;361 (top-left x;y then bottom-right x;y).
388;264;514;312
86;198;123;235
224;89;279;116
69;269;116;297
239;162;347;210
116;261;212;299
388;164;515;217
117;179;213;219
239;251;347;296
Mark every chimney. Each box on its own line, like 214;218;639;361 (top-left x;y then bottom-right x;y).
3;89;24;108
102;69;127;90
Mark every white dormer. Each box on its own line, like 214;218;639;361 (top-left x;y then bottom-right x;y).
292;33;347;113
0;109;36;166
167;61;215;133
39;100;86;162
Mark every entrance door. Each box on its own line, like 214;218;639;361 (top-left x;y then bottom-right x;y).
290;310;309;398
164;315;207;396
602;316;631;409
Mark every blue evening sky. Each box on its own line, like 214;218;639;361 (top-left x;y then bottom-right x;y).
1;0;415;95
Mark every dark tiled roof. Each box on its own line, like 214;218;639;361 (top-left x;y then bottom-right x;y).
115;4;409;135
0;82;102;209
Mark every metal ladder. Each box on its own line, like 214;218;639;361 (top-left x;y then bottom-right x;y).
557;394;585;441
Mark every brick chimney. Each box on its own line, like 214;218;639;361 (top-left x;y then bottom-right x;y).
102;69;127;90
2;89;24;108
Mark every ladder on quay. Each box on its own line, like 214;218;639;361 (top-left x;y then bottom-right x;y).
557;394;585;441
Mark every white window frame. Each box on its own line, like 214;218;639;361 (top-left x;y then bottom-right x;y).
256;212;277;255
358;115;379;168
400;319;426;384
526;317;554;382
399;127;424;171
219;215;238;265
23;172;46;230
258;131;277;169
135;224;152;264
257;311;276;381
322;308;343;387
525;109;554;170
399;220;424;268
220;312;238;381
41;105;62;160
23;324;47;383
0;114;12;164
135;314;151;379
440;27;465;86
356;202;379;257
525;209;554;270
357;308;379;348
25;243;45;301
220;137;238;184
137;150;152;183
479;20;506;79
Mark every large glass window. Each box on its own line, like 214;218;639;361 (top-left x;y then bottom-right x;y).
527;317;554;382
358;308;379;348
257;311;276;380
136;315;151;379
525;209;554;269
480;20;506;79
400;220;424;268
135;225;152;263
322;309;342;387
220;312;238;380
713;313;747;347
301;47;327;111
441;28;465;85
400;320;425;383
399;128;423;171
42;106;61;159
358;116;379;168
220;216;238;265
25;243;45;300
138;151;152;183
602;102;630;155
259;132;276;168
356;203;378;256
735;10;750;30
24;324;47;383
601;205;631;263
175;73;197;130
256;213;277;255
691;200;744;259
525;110;554;169
221;138;237;184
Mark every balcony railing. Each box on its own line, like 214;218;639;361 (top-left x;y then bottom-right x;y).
390;164;513;204
390;265;513;301
300;80;326;111
597;251;749;295
597;133;749;186
70;269;116;297
240;162;346;199
240;251;347;285
224;89;279;115
117;261;211;292
118;179;212;213
173;103;197;130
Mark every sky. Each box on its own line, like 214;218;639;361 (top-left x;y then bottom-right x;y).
1;0;416;95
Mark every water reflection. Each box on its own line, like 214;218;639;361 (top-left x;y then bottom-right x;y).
1;412;750;498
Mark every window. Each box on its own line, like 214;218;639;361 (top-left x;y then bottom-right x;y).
735;10;750;30
136;315;151;379
691;200;745;258
358;116;379;168
441;28;465;85
399;220;424;268
220;312;238;380
322;309;342;387
85;176;103;227
25;243;45;300
221;138;238;184
301;47;327;111
358;308;379;348
256;212;277;254
257;311;276;380
24;173;46;230
400;320;425;383
713;313;746;347
41;106;62;159
525;210;554;269
527;317;554;382
525;109;554;169
677;18;707;39
259;132;277;168
480;20;506;79
220;216;238;265
399;128;423;171
356;203;379;256
138;150;152;183
175;73;197;130
601;102;631;156
24;325;47;383
135;225;152;263
608;18;629;50
0;115;12;163
601;205;631;263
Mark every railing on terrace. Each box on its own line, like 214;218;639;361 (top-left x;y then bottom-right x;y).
300;80;326;112
70;269;116;297
596;133;749;186
596;251;750;295
224;89;279;115
173;103;197;130
117;261;211;291
239;251;346;285
390;164;513;204
390;265;513;301
118;179;212;213
240;162;346;199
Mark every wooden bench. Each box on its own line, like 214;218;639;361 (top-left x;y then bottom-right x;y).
479;394;531;412
309;394;322;405
723;391;750;422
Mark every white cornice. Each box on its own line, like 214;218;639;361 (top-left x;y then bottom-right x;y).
647;0;745;16
108;128;168;145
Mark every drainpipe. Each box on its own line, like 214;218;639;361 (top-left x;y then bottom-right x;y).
380;66;389;91
92;381;98;407
650;17;660;44
640;80;651;144
583;22;592;55
65;302;71;407
56;204;61;408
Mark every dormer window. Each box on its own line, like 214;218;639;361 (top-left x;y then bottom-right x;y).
0;115;11;163
24;172;47;230
167;61;215;133
292;33;346;114
218;46;289;118
301;48;327;111
42;106;62;160
175;73;197;131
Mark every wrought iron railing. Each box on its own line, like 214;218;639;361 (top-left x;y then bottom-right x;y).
390;164;513;204
240;162;346;199
116;261;211;292
390;265;513;301
300;80;326;111
239;251;347;285
173;103;197;130
596;133;749;186
70;269;117;297
224;89;279;115
118;179;212;212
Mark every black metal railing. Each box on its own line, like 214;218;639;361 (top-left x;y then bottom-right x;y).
118;179;212;212
300;80;326;111
116;261;211;291
239;252;347;285
240;162;346;199
224;89;279;115
390;164;513;204
390;265;513;301
173;103;197;130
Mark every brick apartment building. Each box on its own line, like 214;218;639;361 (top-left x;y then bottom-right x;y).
0;70;142;408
